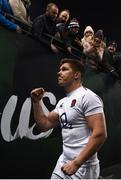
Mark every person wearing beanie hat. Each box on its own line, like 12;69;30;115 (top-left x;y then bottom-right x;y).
60;18;82;53
93;29;106;49
81;25;94;53
85;29;120;80
94;29;104;41
87;29;105;58
68;18;80;29
84;25;94;35
67;18;80;37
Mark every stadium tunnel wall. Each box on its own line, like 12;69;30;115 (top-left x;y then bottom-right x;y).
0;26;121;178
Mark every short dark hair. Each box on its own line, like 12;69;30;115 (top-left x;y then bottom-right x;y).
46;3;58;12
60;58;85;80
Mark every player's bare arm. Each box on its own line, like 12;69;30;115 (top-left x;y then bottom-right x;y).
31;88;59;131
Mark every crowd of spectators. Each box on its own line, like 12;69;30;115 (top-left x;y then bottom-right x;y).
0;1;121;80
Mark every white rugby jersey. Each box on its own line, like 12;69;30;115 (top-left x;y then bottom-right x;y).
53;86;104;165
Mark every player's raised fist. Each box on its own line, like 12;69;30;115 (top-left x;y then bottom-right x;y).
30;88;45;103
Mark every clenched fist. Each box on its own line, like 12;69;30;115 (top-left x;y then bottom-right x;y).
30;88;45;103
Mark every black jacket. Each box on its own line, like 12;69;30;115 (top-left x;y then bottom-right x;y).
32;14;56;45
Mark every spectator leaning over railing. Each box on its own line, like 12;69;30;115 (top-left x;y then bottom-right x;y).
32;3;59;53
60;18;83;54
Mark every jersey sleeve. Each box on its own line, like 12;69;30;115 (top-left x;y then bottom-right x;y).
82;91;104;116
53;98;64;114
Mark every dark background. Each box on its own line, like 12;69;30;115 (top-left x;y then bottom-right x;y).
0;1;121;178
29;0;121;50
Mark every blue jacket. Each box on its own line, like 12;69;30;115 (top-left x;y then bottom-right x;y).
0;0;17;30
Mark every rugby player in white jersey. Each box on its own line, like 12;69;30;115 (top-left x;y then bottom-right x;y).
30;58;107;179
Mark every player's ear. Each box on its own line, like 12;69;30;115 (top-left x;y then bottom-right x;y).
74;72;80;80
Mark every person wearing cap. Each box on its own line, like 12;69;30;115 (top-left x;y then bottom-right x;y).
60;18;82;53
81;25;94;53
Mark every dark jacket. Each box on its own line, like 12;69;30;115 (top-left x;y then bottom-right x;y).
86;47;120;79
60;28;82;50
32;14;56;45
87;48;115;71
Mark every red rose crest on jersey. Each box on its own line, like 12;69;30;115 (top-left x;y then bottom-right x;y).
71;99;76;107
